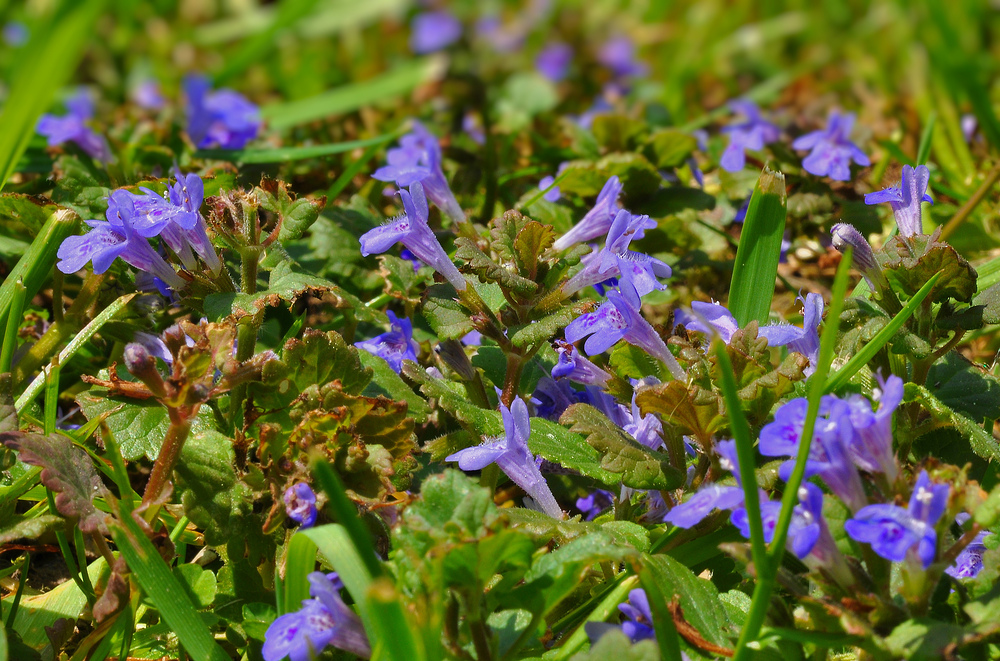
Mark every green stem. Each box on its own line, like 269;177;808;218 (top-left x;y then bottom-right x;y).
4;552;29;628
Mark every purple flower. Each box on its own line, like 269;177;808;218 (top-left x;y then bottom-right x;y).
618;589;656;641
56;190;185;290
664;484;745;528
538;175;561;203
598;36;647;79
410;10;462;53
674;300;740;344
561;210;668;298
3;21;28;47
759;396;868;512
844;373;902;481
124;172;222;273
359;182;465;291
577;489;614;520
131;79;166;111
284;483;318;528
462;113;486;145
551;341;611;387
792;111;870;181
946;530;991;579
183;74;261;150
564;279;684;380
845;471;949;568
731;484;823;559
263;572;370;661
536;42;573;82
720;100;780;172
864;164;933;238
373;121;465;224
831;223;885;290
961;114;978;144
354;311;420;373
552;176;623;250
447;392;563;519
37;89;112;162
757;293;823;374
531;376;580;421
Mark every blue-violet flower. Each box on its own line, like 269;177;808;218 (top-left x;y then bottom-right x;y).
354;311;420;373
792;111;870;181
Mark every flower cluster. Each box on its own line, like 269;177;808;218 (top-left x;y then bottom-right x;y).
720;100;780;172
56;172;221;291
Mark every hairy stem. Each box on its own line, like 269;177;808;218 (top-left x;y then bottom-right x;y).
141;407;196;518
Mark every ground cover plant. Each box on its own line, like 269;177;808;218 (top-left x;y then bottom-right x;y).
2;0;1000;659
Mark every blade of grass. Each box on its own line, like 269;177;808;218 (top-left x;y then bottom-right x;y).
108;511;230;661
326;142;383;201
298;524;376;636
637;567;683;661
0;0;107;190
212;0;323;86
729;166;787;326
15;293;135;412
824;271;942;393
714;344;766;567
517;168;571;210
552;573;638;660
282;532;318;616
195;132;397;164
262;58;445;130
0;210;79;338
732;250;852;660
309;458;384;579
4;553;30;629
916;112;937;165
365;578;426;661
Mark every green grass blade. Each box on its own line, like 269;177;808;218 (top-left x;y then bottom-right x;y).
0;210;79;337
916;112;937;165
298;524;375;630
326;143;383;200
195;133;398;164
109;514;230;661
15;293;136;412
0;0;107;190
310;458;384;579
825;271;942;393
212;0;323;86
0;280;26;374
552;574;638;660
729;166;787;326
714;343;767;568
636;567;683;661
262;58;444;130
365;578;425;661
282;532;318;616
733;250;852;660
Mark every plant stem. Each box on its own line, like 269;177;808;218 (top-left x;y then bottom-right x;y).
141;407;196;519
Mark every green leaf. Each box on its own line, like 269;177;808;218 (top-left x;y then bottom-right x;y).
359;351;429;423
76;384;217;461
557;153;662;199
643;129;698;169
560;404;685;490
281;533;318;616
729;166;787;326
455;237;540;296
109;516;230;661
0;514;61;546
882;236;978;303
0;194;58;234
529;418;629;487
495;72;559;132
423;294;475;341
260;329;373;405
174;428;244;546
926;351;1000;421
640;554;735;657
508;305;580;348
262;59;444;129
0;432;108;534
171;564;218;610
884;619;965;661
904;383;1000;461
0;0;107;189
253;179;325;243
365;577;426;661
